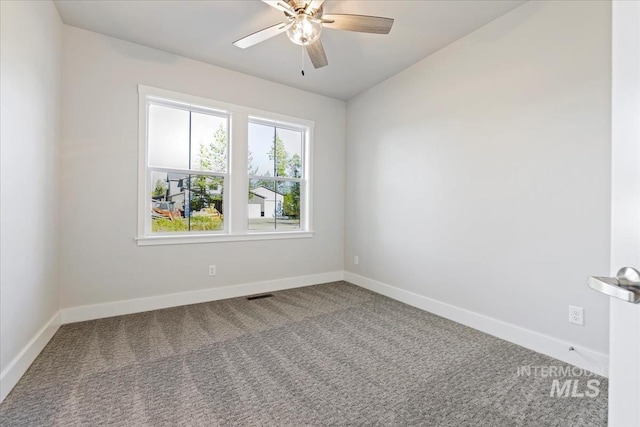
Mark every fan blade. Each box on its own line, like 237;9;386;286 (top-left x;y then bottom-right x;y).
321;14;394;34
306;39;328;68
261;0;296;17
233;21;292;49
304;0;325;15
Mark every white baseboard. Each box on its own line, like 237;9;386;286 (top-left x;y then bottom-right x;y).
1;311;62;403
344;272;609;377
61;271;344;324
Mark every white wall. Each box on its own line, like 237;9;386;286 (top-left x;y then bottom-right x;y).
0;0;62;396
60;27;346;309
345;1;611;356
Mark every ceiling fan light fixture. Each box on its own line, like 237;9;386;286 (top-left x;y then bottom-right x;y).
286;14;322;46
234;1;394;70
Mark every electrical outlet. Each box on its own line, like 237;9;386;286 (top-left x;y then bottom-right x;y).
354;256;359;265
209;265;216;276
569;305;584;325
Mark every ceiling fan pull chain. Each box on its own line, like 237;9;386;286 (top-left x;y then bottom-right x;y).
301;46;305;76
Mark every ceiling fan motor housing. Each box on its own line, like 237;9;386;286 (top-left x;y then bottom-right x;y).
286;0;323;17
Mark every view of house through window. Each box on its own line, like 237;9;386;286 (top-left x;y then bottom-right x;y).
147;102;228;233
139;86;312;243
248;121;303;231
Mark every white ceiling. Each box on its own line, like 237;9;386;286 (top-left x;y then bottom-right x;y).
54;0;525;101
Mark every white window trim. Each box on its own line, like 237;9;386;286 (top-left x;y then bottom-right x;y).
136;84;314;245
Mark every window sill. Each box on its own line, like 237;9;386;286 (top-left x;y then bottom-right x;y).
135;231;314;246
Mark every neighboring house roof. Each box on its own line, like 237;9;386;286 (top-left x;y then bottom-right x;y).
250;186;283;199
161;173;222;195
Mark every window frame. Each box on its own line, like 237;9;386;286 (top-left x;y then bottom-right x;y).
146;97;230;236
136;85;314;245
247;117;308;233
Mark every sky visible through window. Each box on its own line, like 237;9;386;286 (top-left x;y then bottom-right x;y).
249;122;302;177
148;104;227;171
148;104;301;176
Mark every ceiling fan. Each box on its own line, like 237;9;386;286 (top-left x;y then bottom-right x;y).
233;0;394;70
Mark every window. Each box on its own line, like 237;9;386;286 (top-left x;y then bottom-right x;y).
137;85;313;245
248;120;304;231
147;101;229;234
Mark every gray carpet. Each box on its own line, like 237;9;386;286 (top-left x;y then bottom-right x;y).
0;281;607;426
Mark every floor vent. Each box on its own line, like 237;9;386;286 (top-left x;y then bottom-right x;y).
247;294;274;301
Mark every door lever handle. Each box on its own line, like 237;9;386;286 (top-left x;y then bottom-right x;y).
588;267;640;303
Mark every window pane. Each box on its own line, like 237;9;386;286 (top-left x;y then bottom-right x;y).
249;123;304;179
248;179;276;230
248;122;275;177
187;175;224;231
191;112;228;173
148;104;190;169
151;171;188;232
277;181;300;230
276;128;303;178
247;180;299;231
151;172;223;233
